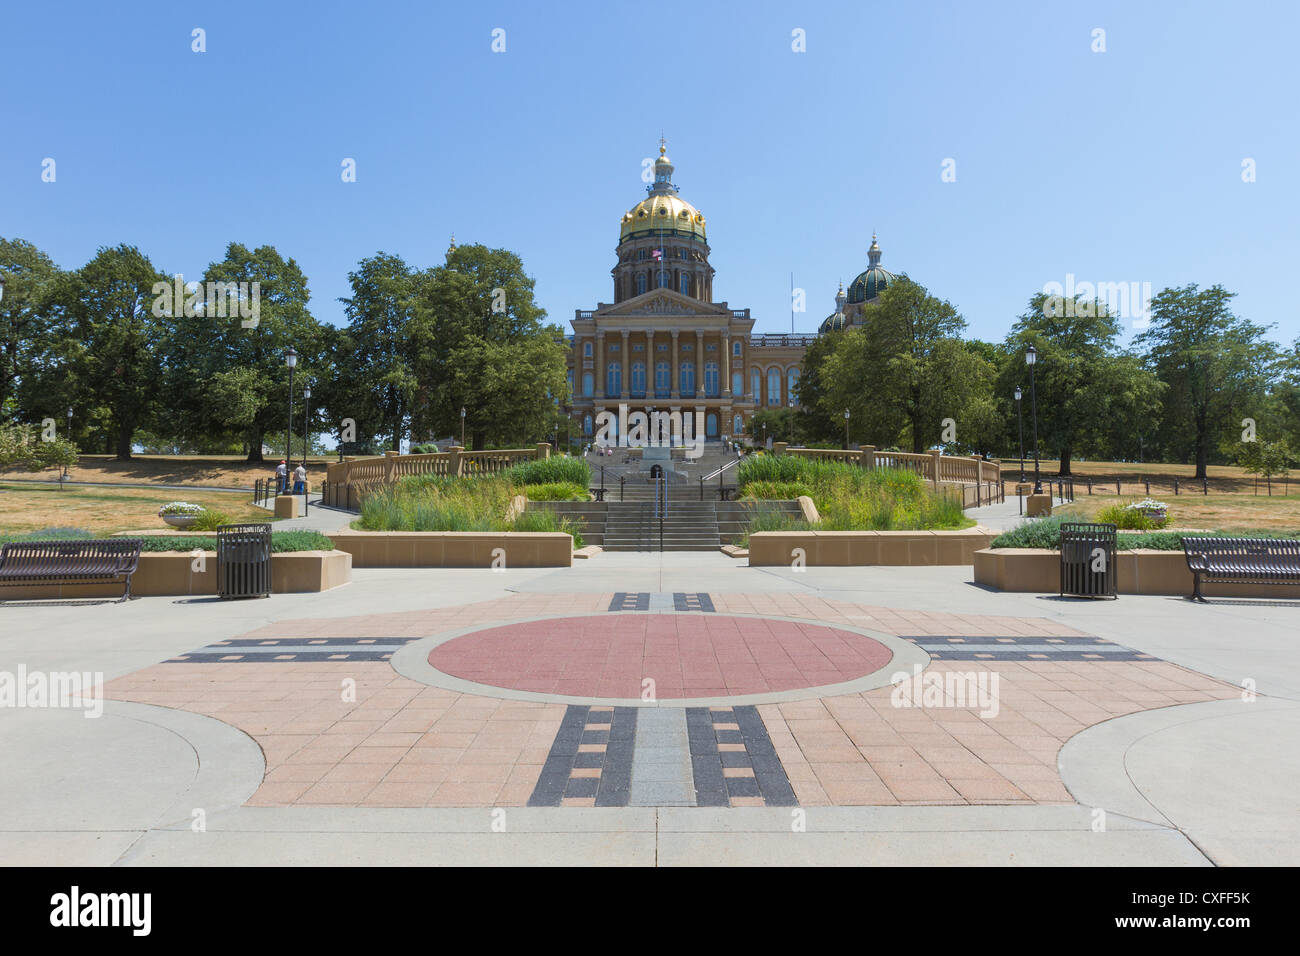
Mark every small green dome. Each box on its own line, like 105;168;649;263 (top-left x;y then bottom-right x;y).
847;266;894;304
847;233;896;304
819;311;848;333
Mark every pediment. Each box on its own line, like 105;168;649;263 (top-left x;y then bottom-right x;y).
599;289;728;318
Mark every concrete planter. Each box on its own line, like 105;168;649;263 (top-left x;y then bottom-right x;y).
747;527;996;567
161;514;199;529
974;547;1300;598
0;550;352;600
327;530;573;568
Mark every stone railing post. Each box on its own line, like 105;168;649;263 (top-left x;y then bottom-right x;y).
384;450;399;484
859;444;876;471
772;441;788;456
535;442;551;460
930;449;942;487
448;445;464;478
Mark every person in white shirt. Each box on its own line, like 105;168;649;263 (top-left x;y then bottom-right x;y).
292;463;307;494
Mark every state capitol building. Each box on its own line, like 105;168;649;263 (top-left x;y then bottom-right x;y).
565;142;899;442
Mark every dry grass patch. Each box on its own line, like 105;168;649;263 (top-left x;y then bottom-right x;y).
0;483;271;536
1055;493;1300;535
0;454;333;489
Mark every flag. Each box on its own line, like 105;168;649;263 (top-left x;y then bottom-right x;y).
651;249;662;261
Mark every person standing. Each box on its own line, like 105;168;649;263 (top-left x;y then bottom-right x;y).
275;459;288;494
293;462;307;494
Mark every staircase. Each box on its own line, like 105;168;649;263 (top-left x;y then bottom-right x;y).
603;499;721;551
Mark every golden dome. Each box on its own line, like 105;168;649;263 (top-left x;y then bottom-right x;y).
620;194;707;242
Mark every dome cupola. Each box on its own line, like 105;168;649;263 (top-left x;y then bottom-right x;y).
847;232;897;304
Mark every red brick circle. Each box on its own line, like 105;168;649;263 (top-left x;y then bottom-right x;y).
428;614;893;699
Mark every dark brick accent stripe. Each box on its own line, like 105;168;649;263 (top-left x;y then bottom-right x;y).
165;636;420;663
674;592;715;612
686;705;797;807
900;634;1157;662
528;705;638;807
609;592;649;611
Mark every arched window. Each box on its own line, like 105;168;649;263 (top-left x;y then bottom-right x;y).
706;413;718;437
767;368;781;406
751;367;761;401
630;362;646;396
656;270;668;289
679;275;689;296
607;363;621;397
583;341;592;358
582;372;593;397
731;371;743;396
655;361;670;396
636;274;647;295
733;341;742;357
583;414;592;436
787;368;800;406
704;362;719;397
680;362;695;396
733;414;743;434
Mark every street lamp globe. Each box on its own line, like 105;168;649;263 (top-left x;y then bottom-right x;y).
285;348;298;369
1025;344;1037;366
1014;386;1022;402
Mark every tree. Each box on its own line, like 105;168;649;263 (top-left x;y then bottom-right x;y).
410;244;567;449
0;238;65;421
1135;284;1276;479
1002;292;1162;475
333;253;419;451
1238;438;1292;495
160;243;328;462
747;407;803;445
0;422;78;473
62;245;169;459
809;278;987;453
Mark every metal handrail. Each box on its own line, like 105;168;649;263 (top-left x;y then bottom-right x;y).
702;455;741;483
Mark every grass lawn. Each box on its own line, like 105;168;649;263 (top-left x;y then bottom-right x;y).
998;458;1294;495
1055;492;1300;535
0;483;271;536
0;455;334;489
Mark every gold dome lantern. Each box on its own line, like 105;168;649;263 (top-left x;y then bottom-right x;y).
619;141;707;243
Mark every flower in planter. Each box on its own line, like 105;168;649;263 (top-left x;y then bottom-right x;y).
158;501;206;517
1124;498;1169;527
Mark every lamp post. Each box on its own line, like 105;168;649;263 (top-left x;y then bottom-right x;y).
1014;386;1024;483
0;276;6;302
302;384;312;516
284;348;298;494
843;408;850;450
1025;345;1041;494
460;406;467;447
64;406;73;482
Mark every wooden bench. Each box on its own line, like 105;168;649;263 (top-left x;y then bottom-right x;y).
1181;536;1300;601
0;538;144;602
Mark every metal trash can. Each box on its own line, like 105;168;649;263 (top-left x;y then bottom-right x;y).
217;523;272;599
1059;522;1117;599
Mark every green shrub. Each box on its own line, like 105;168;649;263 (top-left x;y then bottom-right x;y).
0;529;333;552
1097;503;1164;531
523;482;590;501
510;510;585;548
0;527;93;543
741;480;813;500
188;509;233;531
990;519;1298;551
504;457;591;487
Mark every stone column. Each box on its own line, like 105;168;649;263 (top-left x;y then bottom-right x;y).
620;329;630;399
671;329;680;398
696;330;704;396
594;331;605;399
721;331;731;396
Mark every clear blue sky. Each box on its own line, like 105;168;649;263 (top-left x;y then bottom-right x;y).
4;0;1297;347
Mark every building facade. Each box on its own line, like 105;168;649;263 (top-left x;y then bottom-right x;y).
565;144;897;443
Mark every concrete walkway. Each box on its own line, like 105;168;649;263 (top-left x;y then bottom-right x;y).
1;552;1294;866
